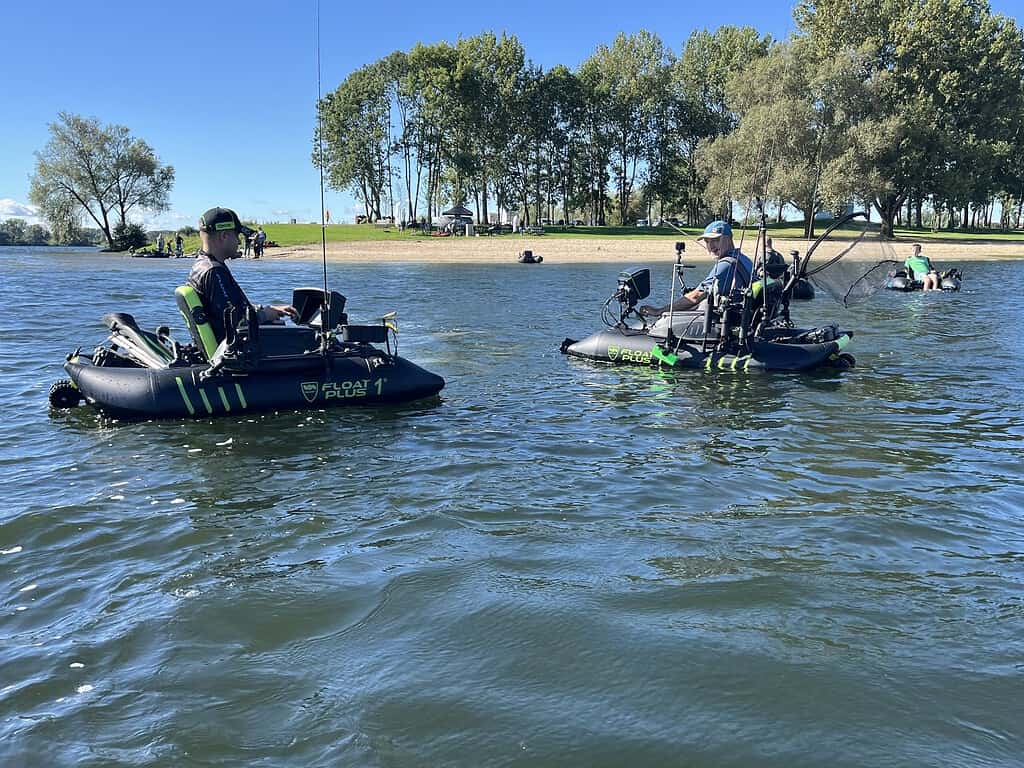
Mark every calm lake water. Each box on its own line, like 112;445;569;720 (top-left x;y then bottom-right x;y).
2;246;1022;767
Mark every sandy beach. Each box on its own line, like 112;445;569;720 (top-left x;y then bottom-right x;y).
268;235;1024;264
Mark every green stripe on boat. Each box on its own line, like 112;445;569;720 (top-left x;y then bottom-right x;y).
651;345;678;366
175;377;196;415
234;383;248;409
198;389;213;414
217;386;231;411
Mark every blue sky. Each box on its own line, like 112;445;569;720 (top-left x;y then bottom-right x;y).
2;0;1021;230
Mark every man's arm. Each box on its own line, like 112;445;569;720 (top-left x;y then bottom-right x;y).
639;260;726;316
255;304;298;323
639;287;706;316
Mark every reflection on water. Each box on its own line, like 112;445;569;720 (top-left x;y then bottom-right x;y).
1;249;1022;767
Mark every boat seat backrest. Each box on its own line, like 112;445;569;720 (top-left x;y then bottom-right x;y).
175;285;220;361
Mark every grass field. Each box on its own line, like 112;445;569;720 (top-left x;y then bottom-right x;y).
168;220;1024;253
261;221;1024;244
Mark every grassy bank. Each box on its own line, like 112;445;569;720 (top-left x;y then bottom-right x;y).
167;221;1024;254
260;222;1024;246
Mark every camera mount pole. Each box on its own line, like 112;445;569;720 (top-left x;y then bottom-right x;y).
666;242;685;347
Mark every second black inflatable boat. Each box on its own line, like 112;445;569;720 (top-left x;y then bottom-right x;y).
561;225;861;373
561;267;852;372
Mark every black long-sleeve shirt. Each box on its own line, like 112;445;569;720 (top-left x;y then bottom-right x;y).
186;253;254;342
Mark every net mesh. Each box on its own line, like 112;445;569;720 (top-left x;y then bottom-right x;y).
801;214;899;307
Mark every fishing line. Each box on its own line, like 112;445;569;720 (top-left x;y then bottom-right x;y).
314;0;331;353
735;114;769;258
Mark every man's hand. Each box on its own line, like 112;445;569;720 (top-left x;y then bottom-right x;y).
639;304;662;317
268;304;298;322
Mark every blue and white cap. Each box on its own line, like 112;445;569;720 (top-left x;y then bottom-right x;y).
697;220;732;241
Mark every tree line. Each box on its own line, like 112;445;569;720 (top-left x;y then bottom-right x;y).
0;219;52;246
317;0;1024;237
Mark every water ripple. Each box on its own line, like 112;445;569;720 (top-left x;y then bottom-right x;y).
1;250;1022;766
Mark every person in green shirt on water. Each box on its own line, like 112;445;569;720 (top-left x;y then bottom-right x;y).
905;243;940;291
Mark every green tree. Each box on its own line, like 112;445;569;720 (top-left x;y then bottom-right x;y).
29;112;174;249
25;224;50;245
455;33;526;225
795;0;1024;236
318;62;393;221
579;31;673;224
0;218;27;244
701;39;865;237
672;26;772;224
405;42;461;222
0;219;50;245
112;221;148;251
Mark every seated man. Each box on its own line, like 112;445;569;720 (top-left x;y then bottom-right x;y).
640;220;753;316
760;236;787;278
187;206;297;341
905;242;940;290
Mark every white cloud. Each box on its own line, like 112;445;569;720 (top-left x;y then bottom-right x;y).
0;198;39;222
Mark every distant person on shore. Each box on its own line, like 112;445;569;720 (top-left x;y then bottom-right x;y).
156;233;165;253
242;231;252;258
641;220;753;315
174;233;183;257
905;243;940;290
187;207;296;341
253;225;267;258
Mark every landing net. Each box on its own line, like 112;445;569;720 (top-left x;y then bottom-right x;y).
802;213;899;307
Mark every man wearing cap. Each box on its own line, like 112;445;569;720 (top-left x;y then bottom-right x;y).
187;207;296;342
641;220;753;316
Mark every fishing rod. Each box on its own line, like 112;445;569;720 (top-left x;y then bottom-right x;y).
314;0;331;357
734;109;777;350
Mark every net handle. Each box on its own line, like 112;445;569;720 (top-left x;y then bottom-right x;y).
799;210;870;279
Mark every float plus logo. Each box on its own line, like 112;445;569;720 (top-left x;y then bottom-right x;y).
301;382;319;403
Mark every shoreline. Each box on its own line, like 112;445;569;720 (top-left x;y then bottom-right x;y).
265;236;1024;264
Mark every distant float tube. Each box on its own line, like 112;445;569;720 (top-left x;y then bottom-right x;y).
518;250;543;264
885;268;962;292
